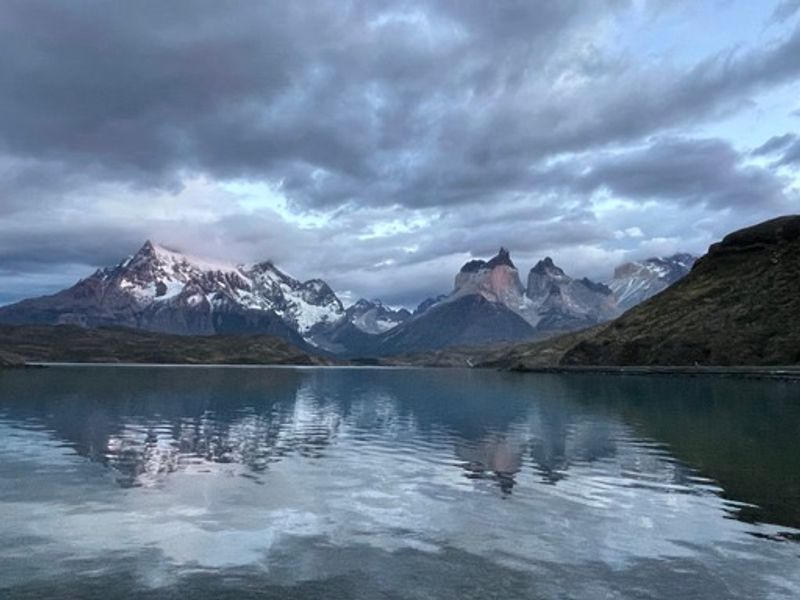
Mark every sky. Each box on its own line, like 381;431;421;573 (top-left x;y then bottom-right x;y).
1;0;799;308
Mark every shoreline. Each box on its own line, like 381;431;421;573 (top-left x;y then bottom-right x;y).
507;365;800;381
6;361;800;380
20;361;423;370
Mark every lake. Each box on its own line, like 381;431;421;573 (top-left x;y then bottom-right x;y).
0;366;798;599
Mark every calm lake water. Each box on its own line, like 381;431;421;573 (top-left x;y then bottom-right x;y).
0;366;798;599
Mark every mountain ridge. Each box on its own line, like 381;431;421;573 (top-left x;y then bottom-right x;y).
0;240;697;357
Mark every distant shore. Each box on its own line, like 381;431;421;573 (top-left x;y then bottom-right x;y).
4;360;799;380
507;365;800;381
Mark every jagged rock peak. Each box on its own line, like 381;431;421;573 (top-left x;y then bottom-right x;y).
134;240;180;258
460;247;516;273
129;239;158;263
530;256;566;277
579;277;613;296
487;247;515;269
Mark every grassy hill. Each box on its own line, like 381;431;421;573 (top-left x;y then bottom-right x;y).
485;216;800;369
562;215;800;366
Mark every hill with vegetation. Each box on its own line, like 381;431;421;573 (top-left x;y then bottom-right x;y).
485;216;800;368
0;324;334;366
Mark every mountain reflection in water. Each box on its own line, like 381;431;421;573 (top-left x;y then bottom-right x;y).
0;366;798;599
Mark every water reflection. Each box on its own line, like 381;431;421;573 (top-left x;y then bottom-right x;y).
0;366;798;599
0;367;797;516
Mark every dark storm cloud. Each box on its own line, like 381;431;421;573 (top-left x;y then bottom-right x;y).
775;139;800;167
752;133;800;168
752;133;798;156
2;0;799;212
574;138;789;209
0;0;620;196
0;224;147;273
1;1;800;306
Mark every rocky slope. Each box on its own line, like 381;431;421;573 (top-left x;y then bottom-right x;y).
369;294;537;356
526;257;618;331
558;216;800;366
413;295;447;315
0;241;343;349
608;253;696;310
344;299;411;334
0;324;334;365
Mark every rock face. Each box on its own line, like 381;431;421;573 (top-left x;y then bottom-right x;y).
344;299;411;334
0;241;343;350
357;248;617;356
563;216;800;366
608;253;696;310
449;248;617;332
453;248;528;309
525;257;618;331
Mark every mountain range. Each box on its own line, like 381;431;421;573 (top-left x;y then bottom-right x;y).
0;240;695;357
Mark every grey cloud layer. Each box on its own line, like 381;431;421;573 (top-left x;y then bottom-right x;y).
753;133;800;167
0;1;798;305
3;1;798;207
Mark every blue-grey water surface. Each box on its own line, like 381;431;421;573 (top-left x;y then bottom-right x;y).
0;366;798;599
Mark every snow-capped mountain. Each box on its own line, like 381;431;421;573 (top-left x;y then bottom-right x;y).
608;253;696;310
345;299;411;334
0;241;344;346
0;241;697;358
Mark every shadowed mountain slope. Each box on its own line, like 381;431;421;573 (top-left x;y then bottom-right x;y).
563;216;800;366
0;324;334;366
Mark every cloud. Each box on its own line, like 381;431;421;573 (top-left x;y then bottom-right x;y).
0;2;799;306
775;138;800;167
751;132;800;168
2;1;799;213
575;137;789;209
752;133;798;156
771;0;800;23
